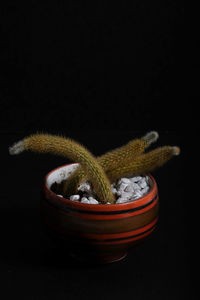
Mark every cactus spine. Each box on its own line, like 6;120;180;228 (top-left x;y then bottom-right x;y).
9;133;115;204
63;131;159;196
106;146;180;182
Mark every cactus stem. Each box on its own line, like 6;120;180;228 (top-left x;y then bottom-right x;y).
106;145;180;182
9;134;115;204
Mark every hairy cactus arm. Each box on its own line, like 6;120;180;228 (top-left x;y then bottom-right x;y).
9;133;115;204
63;170;86;197
62;131;159;195
98;131;159;170
106;146;180;182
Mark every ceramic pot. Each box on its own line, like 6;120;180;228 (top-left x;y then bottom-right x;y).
41;163;159;264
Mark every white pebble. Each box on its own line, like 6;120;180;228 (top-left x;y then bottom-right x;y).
132;183;140;190
78;181;92;193
118;178;131;184
69;195;80;201
116;197;129;204
116;190;123;196
130;195;139;201
133;190;143;198
119;183;129;191
145;176;150;183
130;176;142;182
111;188;118;194
141;186;149;195
117;191;132;200
138;180;147;189
81;197;90;204
88;197;99;204
120;191;133;199
124;185;133;193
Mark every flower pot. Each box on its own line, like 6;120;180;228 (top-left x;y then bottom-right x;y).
41;163;159;264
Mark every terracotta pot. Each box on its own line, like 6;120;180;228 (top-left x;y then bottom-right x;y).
41;163;159;264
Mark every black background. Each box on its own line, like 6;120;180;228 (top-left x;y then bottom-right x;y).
1;1;189;299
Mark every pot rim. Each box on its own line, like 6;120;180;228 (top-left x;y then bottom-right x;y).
42;163;158;212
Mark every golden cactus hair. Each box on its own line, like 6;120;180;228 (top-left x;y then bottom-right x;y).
9;133;115;204
62;131;159;196
97;131;159;169
106;146;180;182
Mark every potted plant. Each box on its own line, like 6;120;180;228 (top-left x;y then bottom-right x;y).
9;131;180;263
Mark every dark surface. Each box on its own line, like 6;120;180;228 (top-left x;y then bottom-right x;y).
0;0;186;131
0;1;188;299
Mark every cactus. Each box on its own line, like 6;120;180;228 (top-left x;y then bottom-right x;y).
9;131;180;204
106;146;180;182
9;133;115;204
63;131;159;197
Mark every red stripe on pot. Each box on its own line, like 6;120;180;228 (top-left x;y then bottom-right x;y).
96;225;157;245
42;215;158;245
42;192;158;221
68;216;158;241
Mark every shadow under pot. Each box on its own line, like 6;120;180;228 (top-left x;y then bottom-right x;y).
40;163;159;264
